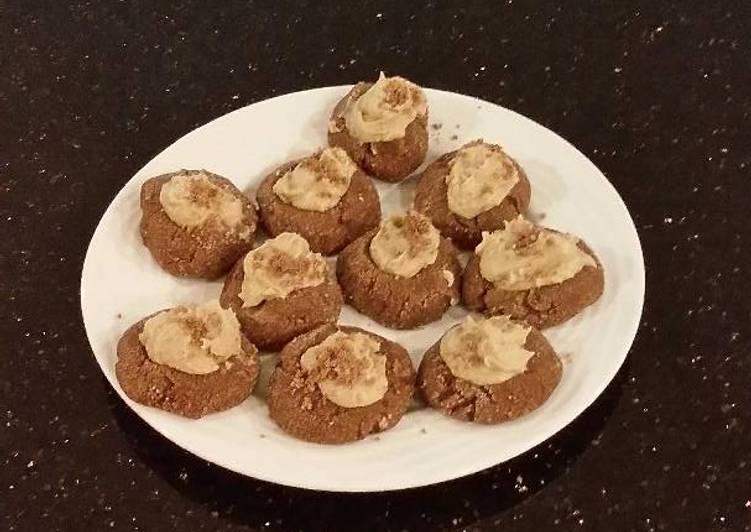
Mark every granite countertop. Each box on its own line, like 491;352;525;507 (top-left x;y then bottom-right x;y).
2;2;749;531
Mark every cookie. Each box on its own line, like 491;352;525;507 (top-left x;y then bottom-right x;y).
418;315;562;424
256;147;381;255
462;217;604;328
336;212;461;329
139;169;257;279
220;232;343;351
115;302;260;419
414;140;531;250
328;73;428;182
267;324;415;444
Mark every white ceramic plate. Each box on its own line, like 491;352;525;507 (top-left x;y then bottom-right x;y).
81;86;644;492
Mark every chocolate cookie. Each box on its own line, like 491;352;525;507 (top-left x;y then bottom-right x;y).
256;148;381;255
115;306;260;419
462;218;605;328
336;213;461;329
328;74;428;182
418;317;562;424
267;324;415;444
414;140;531;249
140;169;257;279
219;233;343;351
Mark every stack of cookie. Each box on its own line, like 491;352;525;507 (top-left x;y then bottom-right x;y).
115;73;604;444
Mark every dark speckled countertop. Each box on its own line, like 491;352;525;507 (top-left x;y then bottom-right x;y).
2;1;750;531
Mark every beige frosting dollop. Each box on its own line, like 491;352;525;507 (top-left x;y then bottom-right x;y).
369;212;440;278
139;301;243;375
439;315;534;385
159;172;246;233
446;143;520;219
477;217;597;290
272;148;358;212
239;232;327;307
300;331;387;408
344;72;427;143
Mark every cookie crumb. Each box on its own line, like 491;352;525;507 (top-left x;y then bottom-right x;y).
420;428;427;434
259;433;266;438
290;372;305;391
454;124;461;129
431;123;443;131
450;134;459;141
116;313;122;319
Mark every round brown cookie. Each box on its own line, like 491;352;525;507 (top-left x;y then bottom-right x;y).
328;83;428;182
417;326;562;424
413;143;531;250
336;229;461;329
267;324;416;444
462;241;604;329
256;159;381;255
115;315;260;419
140;170;257;279
219;258;343;351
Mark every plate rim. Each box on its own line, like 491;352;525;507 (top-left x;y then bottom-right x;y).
80;85;645;492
